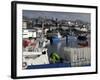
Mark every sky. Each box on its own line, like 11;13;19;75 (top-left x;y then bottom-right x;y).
23;10;90;23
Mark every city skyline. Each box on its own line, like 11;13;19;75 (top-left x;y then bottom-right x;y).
23;10;90;23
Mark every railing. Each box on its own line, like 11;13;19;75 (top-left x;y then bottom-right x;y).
64;47;91;67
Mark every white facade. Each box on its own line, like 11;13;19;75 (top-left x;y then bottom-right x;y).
22;22;27;28
23;30;36;38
